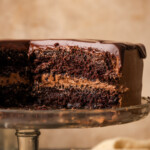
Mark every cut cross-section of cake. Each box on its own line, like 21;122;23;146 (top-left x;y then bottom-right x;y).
28;39;146;109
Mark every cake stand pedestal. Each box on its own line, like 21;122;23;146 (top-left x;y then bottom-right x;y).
0;98;149;150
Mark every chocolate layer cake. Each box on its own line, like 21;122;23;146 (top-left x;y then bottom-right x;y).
0;40;146;109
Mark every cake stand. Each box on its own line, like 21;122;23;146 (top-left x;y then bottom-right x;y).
0;98;149;150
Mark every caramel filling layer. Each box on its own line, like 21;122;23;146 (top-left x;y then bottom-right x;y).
0;73;29;86
40;73;116;91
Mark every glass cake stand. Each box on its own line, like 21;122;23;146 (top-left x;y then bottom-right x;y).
0;98;149;150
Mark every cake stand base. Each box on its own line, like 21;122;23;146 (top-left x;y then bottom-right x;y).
0;98;149;150
16;129;40;150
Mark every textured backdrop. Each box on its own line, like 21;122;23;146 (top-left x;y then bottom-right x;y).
0;0;150;149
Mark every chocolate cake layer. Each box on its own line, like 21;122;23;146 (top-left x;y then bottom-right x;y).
31;87;121;109
0;84;32;107
29;46;120;84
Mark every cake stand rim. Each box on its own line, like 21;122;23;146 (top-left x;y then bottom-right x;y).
0;97;149;129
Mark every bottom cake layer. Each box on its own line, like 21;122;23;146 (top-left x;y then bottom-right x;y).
0;84;33;107
0;84;121;109
31;87;121;109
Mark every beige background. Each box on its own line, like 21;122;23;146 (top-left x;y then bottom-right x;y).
0;0;150;149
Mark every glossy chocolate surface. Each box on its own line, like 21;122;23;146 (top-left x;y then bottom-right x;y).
30;39;146;58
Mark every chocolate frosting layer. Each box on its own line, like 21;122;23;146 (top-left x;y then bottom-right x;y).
0;39;146;59
30;39;146;59
0;40;30;51
40;73;117;91
95;40;146;58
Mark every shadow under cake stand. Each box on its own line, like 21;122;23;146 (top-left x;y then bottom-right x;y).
0;98;149;150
